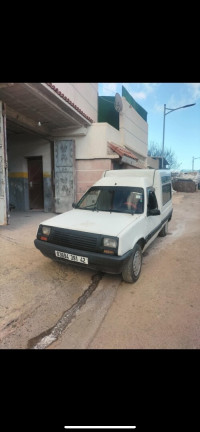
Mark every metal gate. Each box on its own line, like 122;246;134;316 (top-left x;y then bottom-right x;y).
54;140;75;213
0;102;9;225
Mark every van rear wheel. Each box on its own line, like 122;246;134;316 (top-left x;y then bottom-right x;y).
159;221;168;237
122;244;142;283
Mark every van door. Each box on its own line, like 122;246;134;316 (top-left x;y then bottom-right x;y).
144;188;161;246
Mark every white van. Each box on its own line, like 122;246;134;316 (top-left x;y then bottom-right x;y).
34;169;173;283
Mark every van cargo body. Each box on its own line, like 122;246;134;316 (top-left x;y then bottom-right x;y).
34;169;173;283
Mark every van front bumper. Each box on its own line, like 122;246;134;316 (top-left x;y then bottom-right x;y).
34;239;132;274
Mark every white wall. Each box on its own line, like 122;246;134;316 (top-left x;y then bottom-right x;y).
8;135;51;175
49;86;148;165
52;83;98;122
120;97;148;158
147;156;159;169
75;122;121;160
75;113;148;166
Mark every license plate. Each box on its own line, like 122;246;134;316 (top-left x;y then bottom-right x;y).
55;250;88;265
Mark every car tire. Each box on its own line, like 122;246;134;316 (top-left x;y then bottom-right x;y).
159;221;168;237
122;243;142;283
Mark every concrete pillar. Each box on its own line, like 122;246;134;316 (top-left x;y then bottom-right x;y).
0;101;9;225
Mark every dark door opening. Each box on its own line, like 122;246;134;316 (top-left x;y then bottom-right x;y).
28;157;44;209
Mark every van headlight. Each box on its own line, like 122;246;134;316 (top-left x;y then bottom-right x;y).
103;237;118;248
42;226;51;236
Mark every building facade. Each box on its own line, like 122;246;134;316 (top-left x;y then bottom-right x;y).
0;83;148;225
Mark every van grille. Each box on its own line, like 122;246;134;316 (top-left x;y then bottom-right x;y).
48;227;98;252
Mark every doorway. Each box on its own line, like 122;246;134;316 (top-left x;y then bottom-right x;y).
27;157;44;209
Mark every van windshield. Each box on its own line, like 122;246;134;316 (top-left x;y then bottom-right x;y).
76;186;144;214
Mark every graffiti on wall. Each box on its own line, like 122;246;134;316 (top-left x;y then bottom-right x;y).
54;140;75;213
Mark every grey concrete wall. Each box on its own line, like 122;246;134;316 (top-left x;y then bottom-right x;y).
9;177;28;211
43;176;54;212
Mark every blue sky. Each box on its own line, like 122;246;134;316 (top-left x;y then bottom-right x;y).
98;83;200;171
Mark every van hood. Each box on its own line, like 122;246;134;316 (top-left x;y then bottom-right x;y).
40;209;141;237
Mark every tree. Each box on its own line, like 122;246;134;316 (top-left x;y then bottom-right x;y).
148;141;181;170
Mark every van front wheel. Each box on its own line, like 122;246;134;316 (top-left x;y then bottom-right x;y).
122;244;142;283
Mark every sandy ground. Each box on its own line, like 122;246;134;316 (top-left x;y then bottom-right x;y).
51;191;200;349
87;191;200;349
0;211;98;348
0;191;200;349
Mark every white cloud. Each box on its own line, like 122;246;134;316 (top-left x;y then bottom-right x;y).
152;83;198;115
187;83;200;100
166;94;182;108
153;102;164;113
131;91;146;100
166;85;199;109
99;83;119;96
142;83;159;93
99;82;160;100
123;83;159;101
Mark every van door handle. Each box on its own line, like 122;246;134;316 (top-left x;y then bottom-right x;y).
29;181;33;188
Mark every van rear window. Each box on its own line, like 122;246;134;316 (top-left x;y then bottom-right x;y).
162;183;172;205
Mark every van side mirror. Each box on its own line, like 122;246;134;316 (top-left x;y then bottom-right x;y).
148;208;160;216
72;202;77;208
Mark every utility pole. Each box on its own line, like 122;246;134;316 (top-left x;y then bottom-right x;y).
162;103;196;169
192;156;200;171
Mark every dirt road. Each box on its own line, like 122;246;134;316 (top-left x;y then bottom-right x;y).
50;191;200;349
87;191;200;349
0;191;200;349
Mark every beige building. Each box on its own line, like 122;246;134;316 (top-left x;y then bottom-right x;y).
0;83;148;224
75;85;148;201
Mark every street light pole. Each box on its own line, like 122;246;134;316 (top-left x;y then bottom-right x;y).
161;103;196;169
192;156;200;171
161;104;166;170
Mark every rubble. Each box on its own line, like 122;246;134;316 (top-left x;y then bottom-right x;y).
171;171;200;193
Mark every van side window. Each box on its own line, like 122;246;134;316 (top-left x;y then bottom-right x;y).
162;183;172;205
148;190;158;211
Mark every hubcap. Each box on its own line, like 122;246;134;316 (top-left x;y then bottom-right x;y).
133;251;142;276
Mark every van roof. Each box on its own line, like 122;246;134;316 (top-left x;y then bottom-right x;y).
93;169;171;189
93;176;153;188
104;169;170;180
